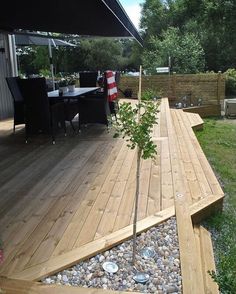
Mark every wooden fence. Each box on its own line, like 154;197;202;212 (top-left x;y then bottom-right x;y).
118;73;225;116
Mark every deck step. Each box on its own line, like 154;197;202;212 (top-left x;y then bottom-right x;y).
184;111;204;130
194;225;219;294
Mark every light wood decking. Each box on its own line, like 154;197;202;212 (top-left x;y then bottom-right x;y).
0;277;140;294
0;99;223;293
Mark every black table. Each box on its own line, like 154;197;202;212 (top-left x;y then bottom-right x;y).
48;87;101;131
48;87;100;100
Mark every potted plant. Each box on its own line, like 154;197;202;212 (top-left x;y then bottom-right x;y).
58;78;68;94
67;76;77;92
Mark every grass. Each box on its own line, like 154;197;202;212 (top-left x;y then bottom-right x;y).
195;117;236;294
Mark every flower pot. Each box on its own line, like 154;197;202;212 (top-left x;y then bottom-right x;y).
68;84;75;92
59;86;68;94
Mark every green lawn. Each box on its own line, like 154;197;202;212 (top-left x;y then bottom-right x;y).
196;118;236;294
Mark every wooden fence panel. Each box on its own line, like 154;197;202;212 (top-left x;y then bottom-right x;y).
118;73;225;111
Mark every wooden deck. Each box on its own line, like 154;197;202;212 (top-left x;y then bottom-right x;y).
0;99;223;293
0;277;140;294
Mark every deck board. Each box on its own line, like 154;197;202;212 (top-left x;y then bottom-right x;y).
166;105;205;294
146;141;161;215
76;142;135;246
0;277;140;294
172;110;207;202
171;109;223;200
0;100;223;291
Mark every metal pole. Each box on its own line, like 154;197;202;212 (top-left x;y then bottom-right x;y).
8;34;18;76
48;38;55;90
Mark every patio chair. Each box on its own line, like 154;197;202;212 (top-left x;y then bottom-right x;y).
5;76;25;132
64;99;79;131
17;77;66;144
115;71;121;87
78;93;110;129
79;71;98;87
78;70;119;129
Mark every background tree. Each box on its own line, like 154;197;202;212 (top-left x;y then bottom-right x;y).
17;46;49;76
17;38;142;75
142;27;205;74
140;0;170;39
140;0;236;72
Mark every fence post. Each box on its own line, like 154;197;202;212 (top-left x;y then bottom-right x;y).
217;71;222;105
172;72;176;99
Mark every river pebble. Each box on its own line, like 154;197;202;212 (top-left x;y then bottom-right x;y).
42;217;182;293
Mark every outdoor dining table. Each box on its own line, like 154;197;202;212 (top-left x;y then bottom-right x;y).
47;87;102;132
47;87;100;100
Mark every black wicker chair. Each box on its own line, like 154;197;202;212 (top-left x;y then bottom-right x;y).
6;77;25;132
79;71;98;87
78;71;120;129
64;99;79;132
17;77;66;144
78;93;110;129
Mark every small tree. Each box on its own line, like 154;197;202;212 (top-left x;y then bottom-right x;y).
112;84;160;265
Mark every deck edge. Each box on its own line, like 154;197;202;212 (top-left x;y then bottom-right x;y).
9;206;175;281
0;277;140;294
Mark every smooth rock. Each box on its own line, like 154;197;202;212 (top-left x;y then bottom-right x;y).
42;217;182;293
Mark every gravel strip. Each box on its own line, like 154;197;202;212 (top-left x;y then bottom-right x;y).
42;217;182;293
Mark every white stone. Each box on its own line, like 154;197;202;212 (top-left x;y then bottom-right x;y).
99;255;105;262
62;275;69;282
42;217;182;293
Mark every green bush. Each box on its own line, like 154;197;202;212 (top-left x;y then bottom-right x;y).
141;88;163;101
39;68;51;78
224;68;236;96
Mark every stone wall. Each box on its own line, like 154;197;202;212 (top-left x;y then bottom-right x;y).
118;73;225;110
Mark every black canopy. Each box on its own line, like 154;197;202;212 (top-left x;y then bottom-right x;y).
0;0;143;45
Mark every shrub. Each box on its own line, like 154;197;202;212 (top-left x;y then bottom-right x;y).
67;75;77;85
141;88;163;101
224;68;236;96
39;69;51;77
58;78;68;87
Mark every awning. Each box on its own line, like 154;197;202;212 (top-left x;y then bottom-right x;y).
0;0;143;45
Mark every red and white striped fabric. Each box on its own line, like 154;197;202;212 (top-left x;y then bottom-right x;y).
105;70;118;102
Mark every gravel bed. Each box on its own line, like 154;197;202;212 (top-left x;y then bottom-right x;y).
42;217;182;293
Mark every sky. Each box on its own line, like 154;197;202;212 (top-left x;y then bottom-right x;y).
119;0;145;29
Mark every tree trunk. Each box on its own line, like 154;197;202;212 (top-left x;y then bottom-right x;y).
132;147;142;266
